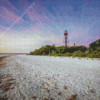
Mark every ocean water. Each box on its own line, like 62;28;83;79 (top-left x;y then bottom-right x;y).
0;53;29;57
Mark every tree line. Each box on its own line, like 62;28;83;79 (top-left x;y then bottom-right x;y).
30;39;100;58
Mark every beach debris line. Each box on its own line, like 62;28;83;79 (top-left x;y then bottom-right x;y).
0;74;16;98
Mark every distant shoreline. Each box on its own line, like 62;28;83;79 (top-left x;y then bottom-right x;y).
0;53;29;57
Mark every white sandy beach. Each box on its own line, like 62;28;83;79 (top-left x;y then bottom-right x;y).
0;55;100;100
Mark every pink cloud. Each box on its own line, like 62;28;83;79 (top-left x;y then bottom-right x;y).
0;6;23;22
0;26;8;30
83;0;88;7
77;34;100;46
0;13;12;22
18;0;30;11
27;12;35;21
27;11;41;23
27;11;49;31
91;0;95;7
27;1;56;23
4;0;20;13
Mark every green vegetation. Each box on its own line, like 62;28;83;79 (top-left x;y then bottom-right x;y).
30;39;100;58
87;39;100;58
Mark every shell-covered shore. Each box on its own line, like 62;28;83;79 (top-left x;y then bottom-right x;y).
0;55;100;100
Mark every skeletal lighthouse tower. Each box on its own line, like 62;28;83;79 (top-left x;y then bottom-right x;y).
64;30;68;47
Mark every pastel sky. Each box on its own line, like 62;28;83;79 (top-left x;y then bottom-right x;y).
0;0;100;53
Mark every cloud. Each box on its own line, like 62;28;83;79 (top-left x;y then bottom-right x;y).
0;6;23;22
0;0;100;53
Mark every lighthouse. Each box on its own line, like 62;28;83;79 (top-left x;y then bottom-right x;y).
64;30;68;47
